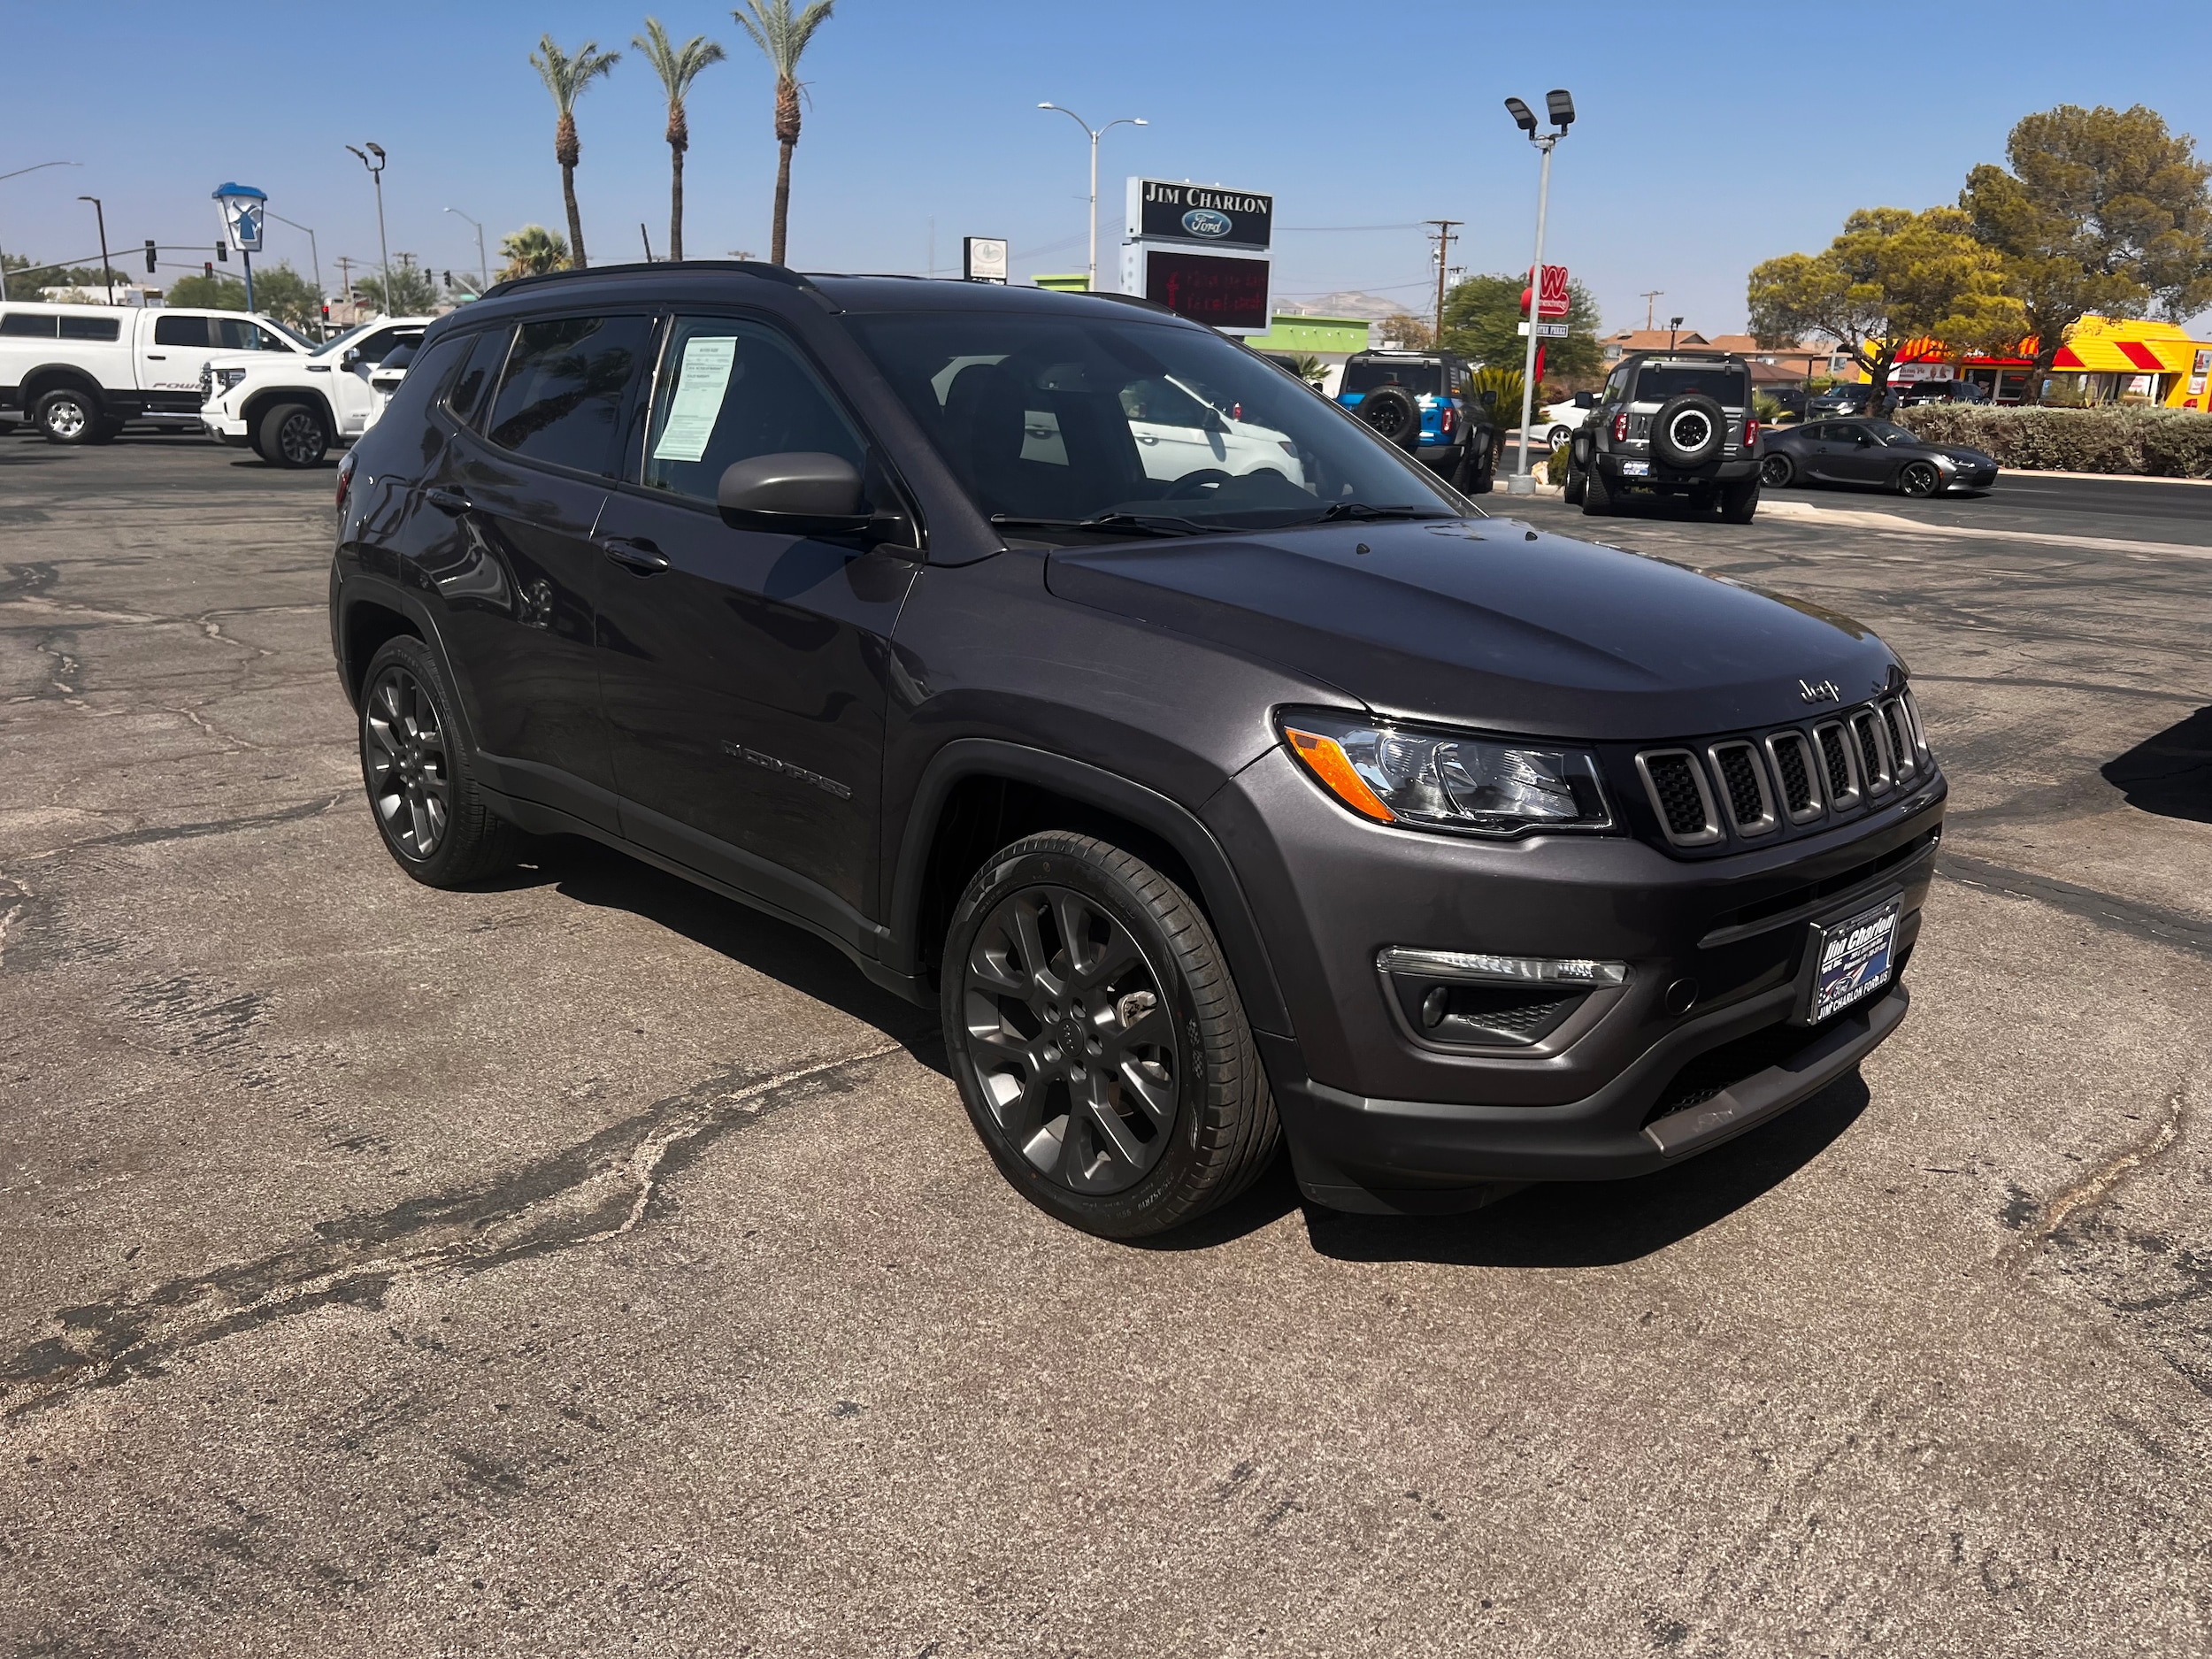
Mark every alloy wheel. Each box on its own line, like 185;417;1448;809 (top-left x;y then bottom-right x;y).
1899;461;1939;497
363;665;453;860
961;884;1178;1194
43;398;87;440
1760;453;1792;487
278;411;326;465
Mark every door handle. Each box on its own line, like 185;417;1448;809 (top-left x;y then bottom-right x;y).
425;488;473;515
599;535;671;574
145;353;166;360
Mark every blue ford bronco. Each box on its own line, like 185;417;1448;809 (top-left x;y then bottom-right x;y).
1335;349;1499;495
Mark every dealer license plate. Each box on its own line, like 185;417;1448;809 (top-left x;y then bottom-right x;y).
1805;897;1901;1025
1618;460;1651;476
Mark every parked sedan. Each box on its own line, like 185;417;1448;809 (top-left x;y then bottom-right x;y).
1758;418;1999;497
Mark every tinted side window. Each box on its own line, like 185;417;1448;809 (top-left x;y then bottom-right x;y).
487;315;652;474
57;313;122;342
1;313;58;338
154;314;211;348
375;332;470;434
212;318;284;351
445;326;511;426
640;316;865;503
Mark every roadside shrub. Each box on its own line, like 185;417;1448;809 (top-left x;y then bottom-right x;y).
1545;442;1571;485
1894;404;2212;478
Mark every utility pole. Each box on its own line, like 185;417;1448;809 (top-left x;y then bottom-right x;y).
336;255;353;321
1640;288;1663;331
77;195;112;303
1426;219;1462;346
444;208;489;294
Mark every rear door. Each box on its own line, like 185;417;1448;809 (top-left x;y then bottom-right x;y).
429;310;656;831
590;310;921;940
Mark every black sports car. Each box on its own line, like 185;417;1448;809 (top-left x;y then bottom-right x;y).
1758;418;1999;497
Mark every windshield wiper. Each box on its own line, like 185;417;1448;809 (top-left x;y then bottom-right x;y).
989;511;1214;538
1312;502;1456;523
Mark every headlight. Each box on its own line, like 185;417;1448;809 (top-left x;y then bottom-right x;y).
1278;710;1614;837
216;368;249;392
1932;452;1958;472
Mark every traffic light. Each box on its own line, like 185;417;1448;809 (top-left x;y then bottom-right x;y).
143;240;157;275
442;270;452;288
320;303;330;321
216;242;227;264
204;261;214;278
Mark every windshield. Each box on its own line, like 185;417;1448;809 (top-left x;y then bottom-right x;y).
314;322;374;359
1341;359;1441;396
261;317;316;350
849;312;1461;537
1634;365;1751;405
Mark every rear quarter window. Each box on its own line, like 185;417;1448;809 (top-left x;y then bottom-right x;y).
0;313;59;339
57;314;122;342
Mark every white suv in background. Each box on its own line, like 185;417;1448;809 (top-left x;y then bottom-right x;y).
201;316;432;466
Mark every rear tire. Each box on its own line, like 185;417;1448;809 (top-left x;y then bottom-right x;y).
259;401;330;468
1468;435;1496;494
33;387;102;445
357;635;523;887
941;832;1280;1240
1580;460;1615;515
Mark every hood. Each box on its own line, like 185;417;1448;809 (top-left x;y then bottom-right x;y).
1044;518;1901;741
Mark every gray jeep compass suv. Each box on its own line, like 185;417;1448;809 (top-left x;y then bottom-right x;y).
1568;350;1763;521
331;264;1941;1236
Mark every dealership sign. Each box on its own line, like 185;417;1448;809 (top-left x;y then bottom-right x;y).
1125;179;1273;251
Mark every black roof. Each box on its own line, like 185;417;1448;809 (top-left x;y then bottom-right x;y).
468;260;1189;324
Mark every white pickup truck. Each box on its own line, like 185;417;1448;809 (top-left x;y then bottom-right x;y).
200;316;433;466
0;300;308;442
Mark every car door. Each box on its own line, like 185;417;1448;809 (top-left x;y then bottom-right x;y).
1824;423;1887;484
332;324;421;434
589;311;922;941
426;311;656;831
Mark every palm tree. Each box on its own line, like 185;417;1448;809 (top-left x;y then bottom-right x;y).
528;35;620;269
497;224;572;281
634;20;726;263
732;0;836;266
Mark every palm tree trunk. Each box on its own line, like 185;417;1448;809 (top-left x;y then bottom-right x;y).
670;146;685;263
563;163;588;269
772;141;793;265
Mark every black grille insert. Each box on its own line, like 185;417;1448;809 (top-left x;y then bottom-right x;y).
1713;745;1765;826
1770;733;1816;815
1816;724;1853;798
1644;753;1711;838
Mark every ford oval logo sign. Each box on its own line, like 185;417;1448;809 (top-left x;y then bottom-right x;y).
1182;208;1233;239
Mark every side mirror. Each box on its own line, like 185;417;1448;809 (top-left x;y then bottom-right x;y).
717;451;872;535
1575;390;1596;409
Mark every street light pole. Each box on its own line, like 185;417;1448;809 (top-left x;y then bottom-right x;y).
1038;104;1147;292
1502;89;1575;497
444;206;488;293
0;161;81;303
77;195;113;303
346;143;394;317
266;211;323;320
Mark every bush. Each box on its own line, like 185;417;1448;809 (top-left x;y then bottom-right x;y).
1893;404;2212;478
1545;442;1571;485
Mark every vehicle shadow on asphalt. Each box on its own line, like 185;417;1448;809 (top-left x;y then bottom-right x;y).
2101;706;2212;824
481;834;947;1068
1293;1072;1873;1268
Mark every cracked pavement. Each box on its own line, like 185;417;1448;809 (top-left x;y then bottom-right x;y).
3;436;2210;1655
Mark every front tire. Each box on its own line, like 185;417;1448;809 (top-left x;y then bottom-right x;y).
1898;460;1940;497
941;832;1279;1239
1759;452;1794;488
357;635;522;887
259;401;330;468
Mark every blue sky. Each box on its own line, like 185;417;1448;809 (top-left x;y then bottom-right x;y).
5;0;2210;334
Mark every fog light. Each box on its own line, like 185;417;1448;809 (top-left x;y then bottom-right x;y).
1377;947;1627;987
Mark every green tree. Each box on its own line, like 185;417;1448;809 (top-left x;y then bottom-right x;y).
353;258;440;316
529;34;621;269
497;224;572;281
1962;104;2212;403
732;0;837;266
239;261;322;330
1747;207;2024;407
1440;272;1602;378
164;273;249;310
635;18;725;262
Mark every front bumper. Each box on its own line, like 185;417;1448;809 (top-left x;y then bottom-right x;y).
1203;746;1942;1210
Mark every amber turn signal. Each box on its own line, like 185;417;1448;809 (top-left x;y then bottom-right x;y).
1283;726;1397;823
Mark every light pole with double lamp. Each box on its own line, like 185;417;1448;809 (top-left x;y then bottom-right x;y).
1502;88;1574;496
345;143;395;319
1036;104;1147;292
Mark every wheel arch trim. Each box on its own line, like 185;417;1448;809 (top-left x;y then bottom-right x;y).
887;738;1292;1037
334;573;482;743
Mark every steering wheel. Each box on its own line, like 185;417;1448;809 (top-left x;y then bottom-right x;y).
1164;469;1233;500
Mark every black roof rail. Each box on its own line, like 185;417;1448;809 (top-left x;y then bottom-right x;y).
479;258;819;301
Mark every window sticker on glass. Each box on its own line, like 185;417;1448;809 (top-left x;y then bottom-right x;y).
652;334;741;463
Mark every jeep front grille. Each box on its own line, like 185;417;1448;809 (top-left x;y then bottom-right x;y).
1634;696;1933;852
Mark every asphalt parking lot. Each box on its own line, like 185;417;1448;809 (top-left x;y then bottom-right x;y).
4;433;2211;1655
